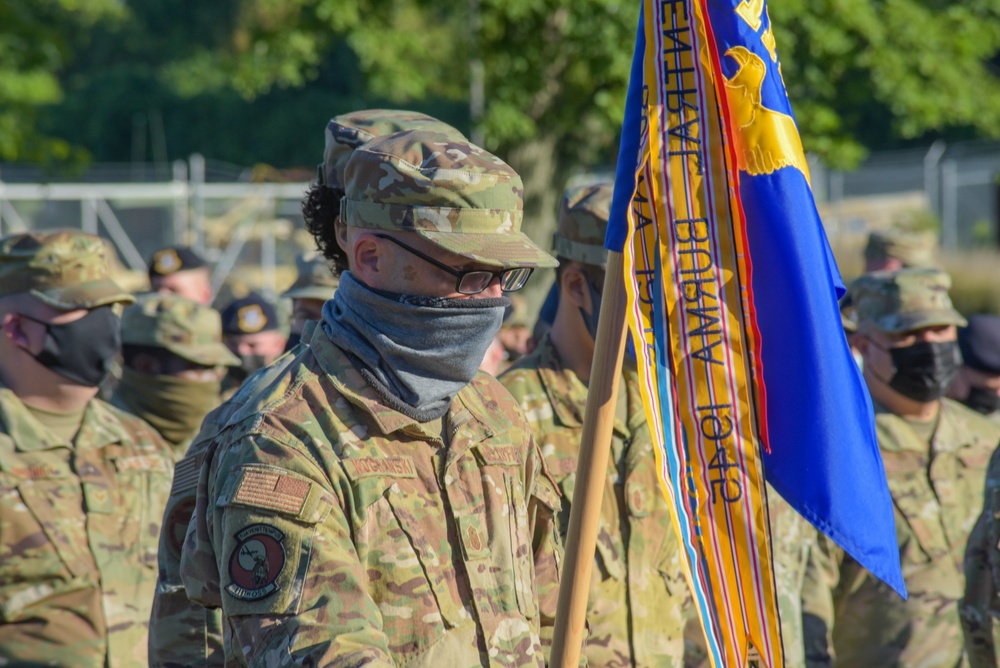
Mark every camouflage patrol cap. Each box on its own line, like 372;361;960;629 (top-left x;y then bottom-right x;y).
864;228;938;268
281;251;339;301
321;110;466;191
554;181;614;267
342;130;558;269
122;293;240;366
221;292;279;335
0;230;135;309
148;246;207;279
851;268;967;333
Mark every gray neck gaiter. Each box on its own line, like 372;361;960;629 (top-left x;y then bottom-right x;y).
322;272;509;421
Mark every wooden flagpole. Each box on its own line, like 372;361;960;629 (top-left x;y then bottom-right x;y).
549;250;629;668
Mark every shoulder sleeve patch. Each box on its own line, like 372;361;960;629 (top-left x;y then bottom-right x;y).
170;453;203;495
225;464;333;524
233;466;310;515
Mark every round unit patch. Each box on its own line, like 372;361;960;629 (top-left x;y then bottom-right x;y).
226;524;286;601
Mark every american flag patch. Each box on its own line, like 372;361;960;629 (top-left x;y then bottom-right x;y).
231;466;311;516
170;455;202;494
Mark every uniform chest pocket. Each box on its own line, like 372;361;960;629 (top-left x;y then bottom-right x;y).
343;457;466;654
1;470;98;595
468;444;539;619
887;468;950;565
113;455;174;570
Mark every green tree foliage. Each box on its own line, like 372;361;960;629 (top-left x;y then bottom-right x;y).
8;0;1000;174
771;0;1000;167
0;0;124;163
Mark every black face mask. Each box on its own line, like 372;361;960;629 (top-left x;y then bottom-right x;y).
578;280;603;341
884;340;961;403
20;306;121;387
965;386;1000;415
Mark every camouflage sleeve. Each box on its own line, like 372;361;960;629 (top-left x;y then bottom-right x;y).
184;432;396;667
526;437;563;648
961;511;998;667
800;534;842;668
962;444;1000;667
149;429;225;667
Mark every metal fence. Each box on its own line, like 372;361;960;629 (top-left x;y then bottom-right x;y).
0;156;311;301
1;140;999;293
812;139;1000;250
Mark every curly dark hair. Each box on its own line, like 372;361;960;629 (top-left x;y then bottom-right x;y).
302;184;348;274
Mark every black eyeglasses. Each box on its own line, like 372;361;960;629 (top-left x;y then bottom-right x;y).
375;233;534;295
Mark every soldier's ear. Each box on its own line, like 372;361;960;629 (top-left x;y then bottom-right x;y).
2;312;33;350
351;232;383;285
561;266;588;310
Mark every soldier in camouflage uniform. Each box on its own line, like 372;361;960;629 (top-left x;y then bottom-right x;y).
149;109;468;668
950;314;1000;425
801;268;1000;667
148;245;213;306
112;293;240;453
0;230;174;667
863;227;938;273
177;129;567;666
500;182;687;667
281;250;339;350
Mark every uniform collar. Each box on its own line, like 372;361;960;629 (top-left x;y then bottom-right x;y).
309;324;500;453
533;334;630;438
0;386;129;452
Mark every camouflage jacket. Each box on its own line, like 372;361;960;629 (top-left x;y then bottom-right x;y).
801;398;1000;668
960;442;1000;667
149;321;317;668
500;335;686;668
0;387;173;667
178;324;566;667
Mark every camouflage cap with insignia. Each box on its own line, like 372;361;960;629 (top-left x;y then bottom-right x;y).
850;268;967;333
320;109;466;192
221;292;279;335
123;293;240;366
148;246;208;279
554;181;614;268
341;129;558;269
864;228;938;268
280;251;339;301
0;229;135;309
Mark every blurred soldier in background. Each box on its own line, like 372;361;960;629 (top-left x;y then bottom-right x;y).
281;250;339;350
863;227;938;272
219;291;286;389
112;294;239;453
803;268;1000;667
950;314;1000;423
177;130;565;666
150;110;468;667
502;182;688;666
148;245;213;305
0;230;173;667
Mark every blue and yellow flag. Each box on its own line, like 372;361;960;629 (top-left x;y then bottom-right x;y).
606;1;906;666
